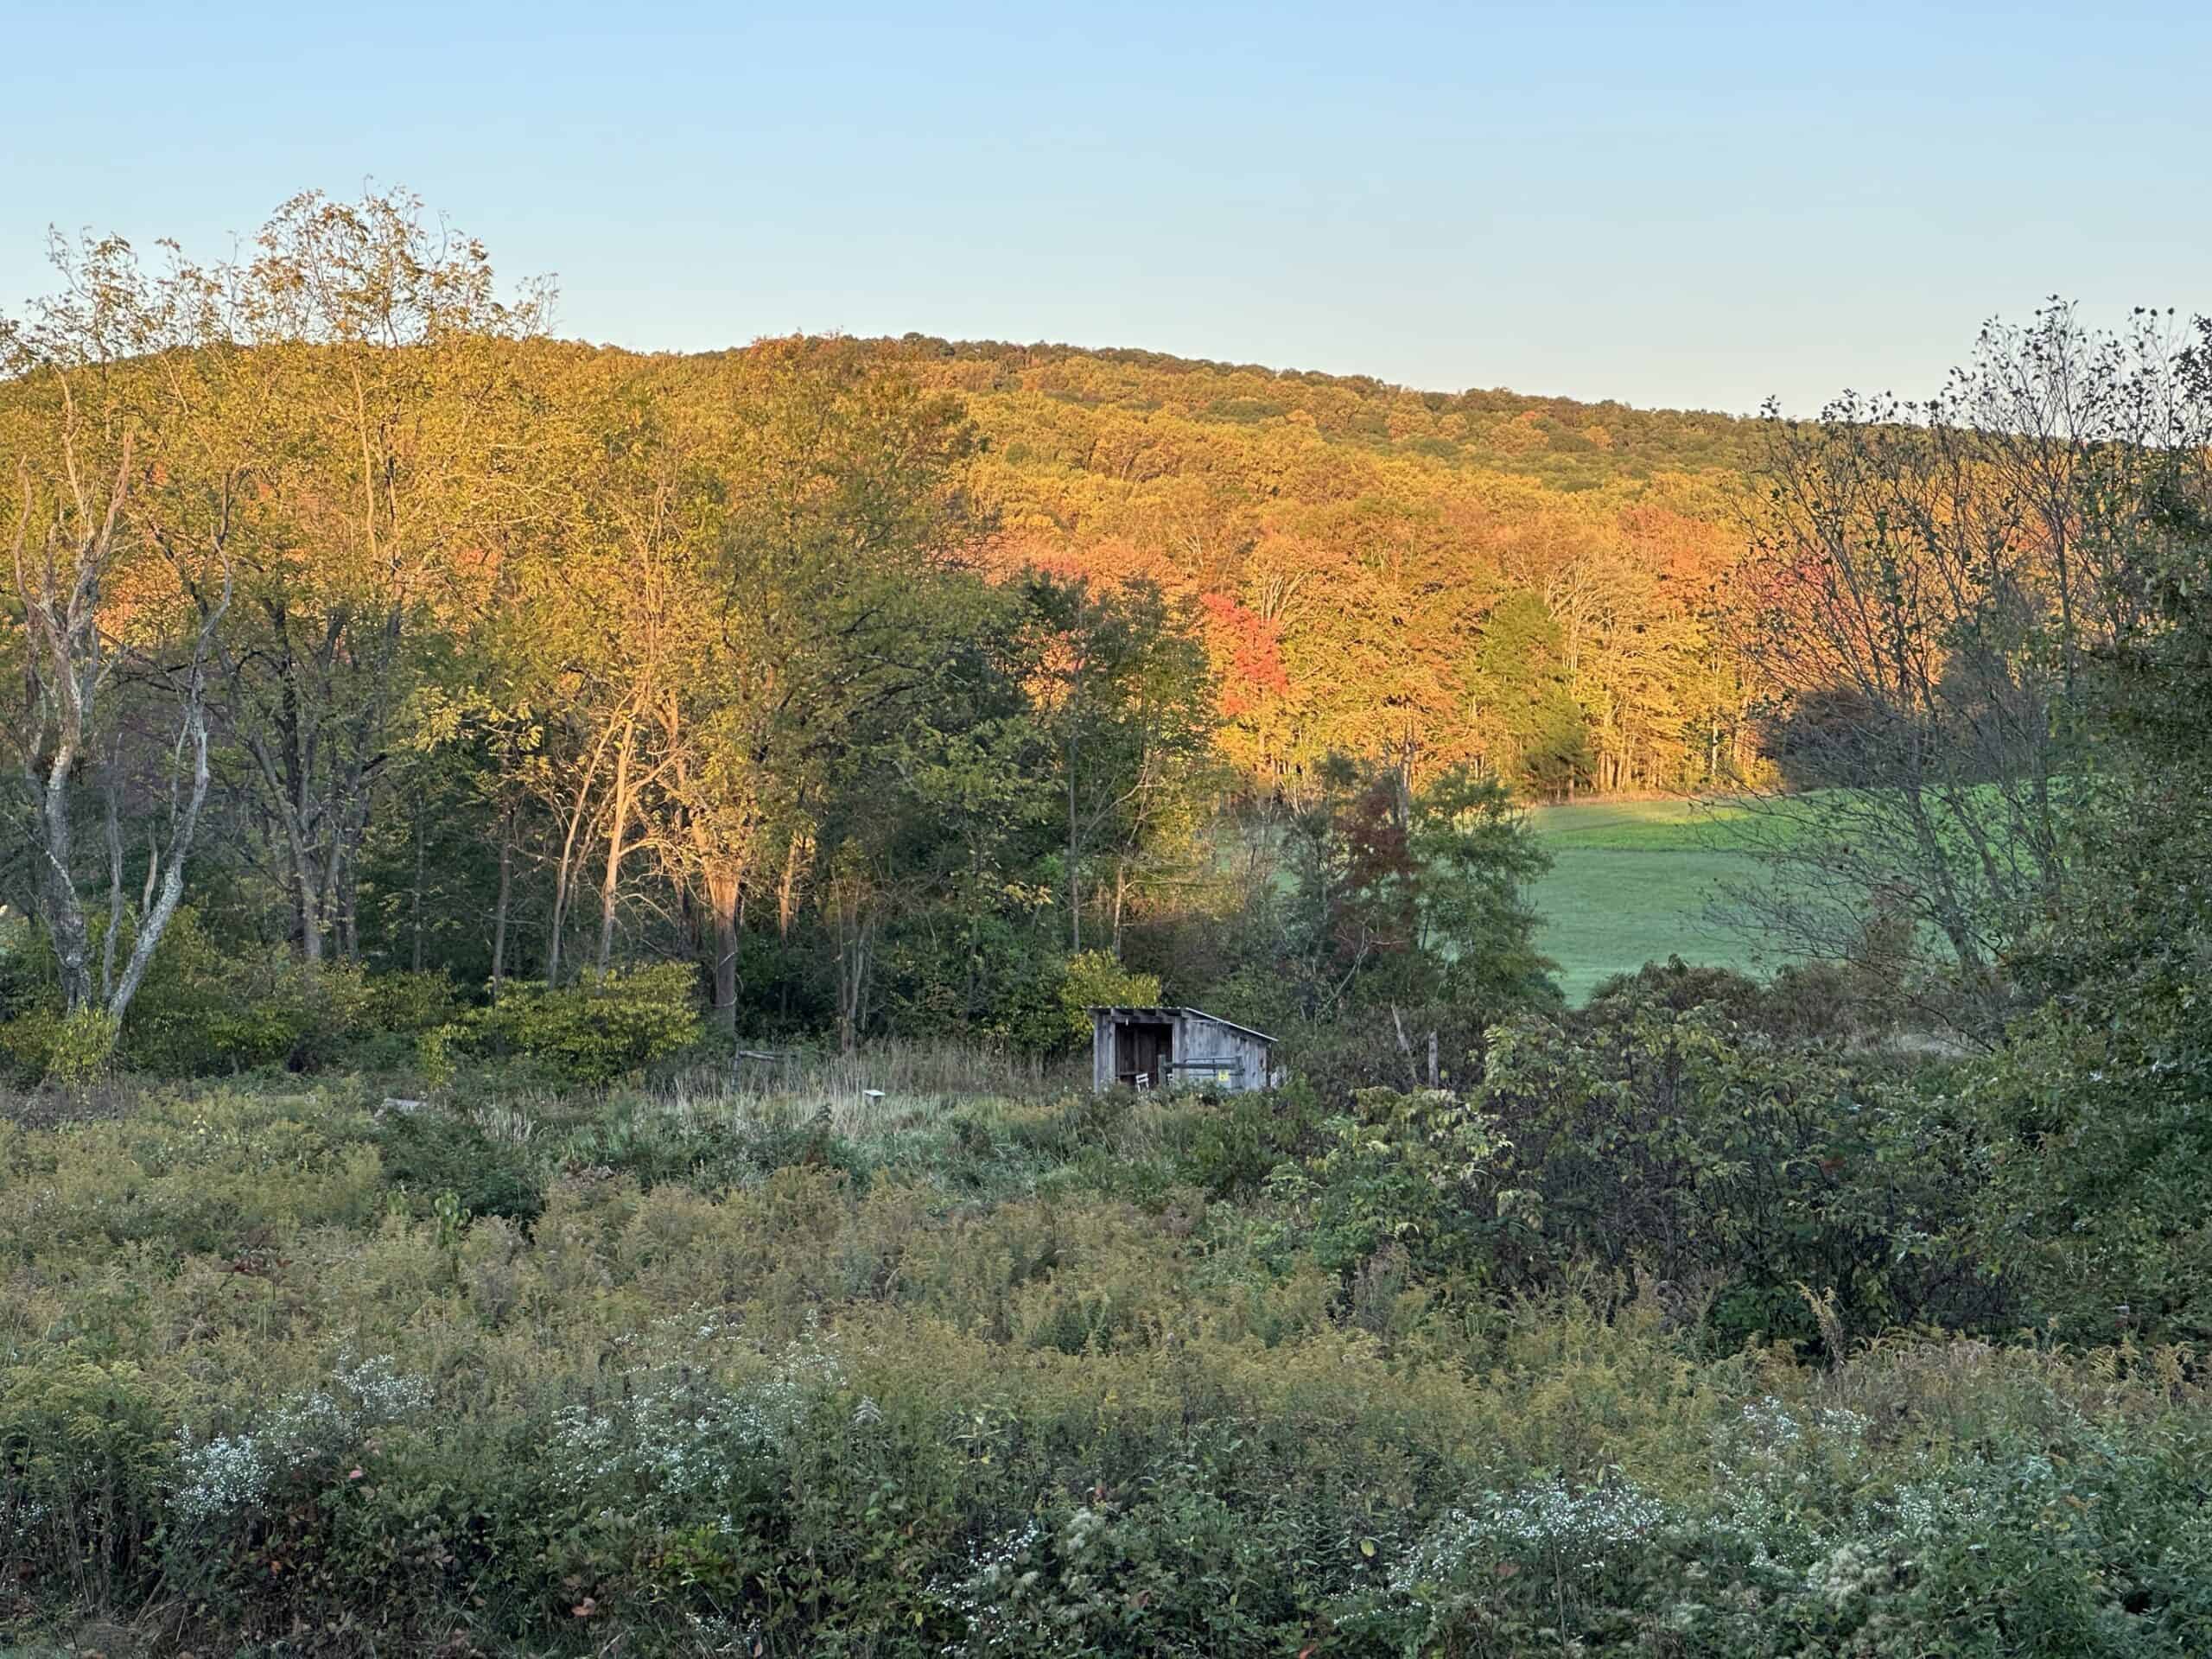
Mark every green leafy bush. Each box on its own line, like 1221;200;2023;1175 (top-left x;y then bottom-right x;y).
115;909;376;1075
1587;954;1864;1045
1057;949;1164;1044
0;912;471;1083
1474;995;1998;1346
374;1109;544;1224
1268;1085;1531;1281
0;907;49;1023
2;1005;119;1086
362;969;463;1035
1282;996;1514;1107
1163;1084;1325;1199
879;923;1076;1054
452;962;703;1084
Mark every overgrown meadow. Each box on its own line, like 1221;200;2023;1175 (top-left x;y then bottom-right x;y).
6;971;2211;1657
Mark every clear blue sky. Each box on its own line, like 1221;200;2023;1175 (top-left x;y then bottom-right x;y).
4;2;2206;415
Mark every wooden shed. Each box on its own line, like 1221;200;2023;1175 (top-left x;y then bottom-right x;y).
1089;1006;1277;1093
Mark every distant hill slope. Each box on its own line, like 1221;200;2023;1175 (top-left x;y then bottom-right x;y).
811;335;1767;796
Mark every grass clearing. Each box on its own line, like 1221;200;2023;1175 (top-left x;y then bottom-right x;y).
1525;798;1780;1001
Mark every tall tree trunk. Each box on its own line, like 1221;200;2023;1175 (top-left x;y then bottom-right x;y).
597;718;638;975
1066;733;1081;951
777;831;809;938
546;719;621;984
35;758;92;1011
490;815;512;988
100;767;125;1002
248;707;326;965
242;736;326;966
335;797;369;963
109;653;221;1021
705;871;741;1032
410;802;426;973
545;867;569;985
834;895;874;1055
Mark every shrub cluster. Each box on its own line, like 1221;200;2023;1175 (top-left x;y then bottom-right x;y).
0;909;467;1084
431;962;705;1086
0;915;707;1090
4;1065;2209;1655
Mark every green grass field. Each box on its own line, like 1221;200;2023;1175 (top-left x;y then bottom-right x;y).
1525;798;1783;1002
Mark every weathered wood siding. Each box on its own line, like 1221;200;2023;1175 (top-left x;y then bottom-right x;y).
1170;1014;1269;1091
1091;1010;1117;1092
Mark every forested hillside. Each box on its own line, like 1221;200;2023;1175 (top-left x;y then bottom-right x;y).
871;332;1764;796
514;331;1768;805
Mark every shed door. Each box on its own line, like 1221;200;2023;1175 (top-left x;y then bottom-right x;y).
1115;1020;1173;1087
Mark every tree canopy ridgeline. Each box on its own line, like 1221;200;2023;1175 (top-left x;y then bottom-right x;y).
887;333;1767;798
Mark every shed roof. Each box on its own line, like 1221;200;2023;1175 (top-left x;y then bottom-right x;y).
1087;1006;1278;1045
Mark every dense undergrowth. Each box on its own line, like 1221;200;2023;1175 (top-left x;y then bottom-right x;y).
5;988;2210;1657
